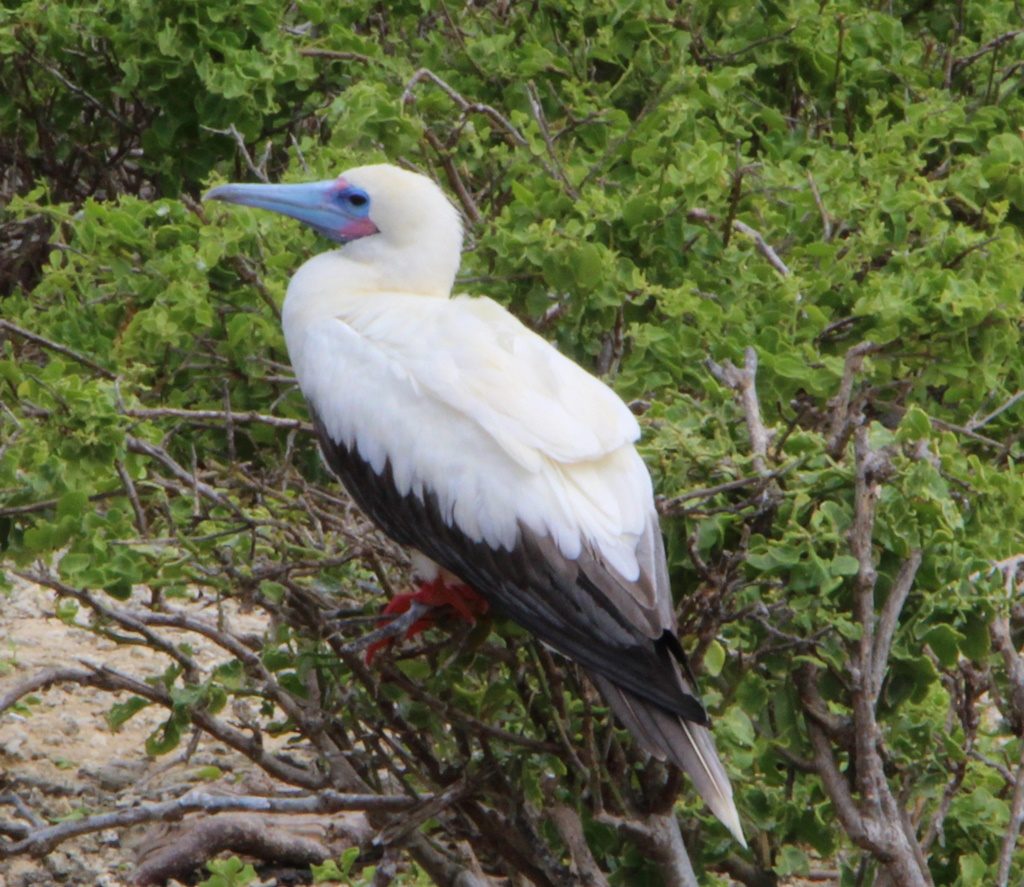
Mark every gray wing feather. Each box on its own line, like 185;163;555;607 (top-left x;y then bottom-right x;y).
311;409;743;843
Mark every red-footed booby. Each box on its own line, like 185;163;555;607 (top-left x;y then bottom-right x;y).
206;164;744;845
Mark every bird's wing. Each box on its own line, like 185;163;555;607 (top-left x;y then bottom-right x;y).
291;293;689;707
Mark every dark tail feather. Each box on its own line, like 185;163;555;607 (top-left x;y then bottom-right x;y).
590;673;746;847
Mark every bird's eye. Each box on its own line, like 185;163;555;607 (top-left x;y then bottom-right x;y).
340;189;369;210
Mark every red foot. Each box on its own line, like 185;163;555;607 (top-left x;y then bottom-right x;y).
365;577;488;664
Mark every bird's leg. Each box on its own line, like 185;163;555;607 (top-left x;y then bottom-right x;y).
365;574;488;663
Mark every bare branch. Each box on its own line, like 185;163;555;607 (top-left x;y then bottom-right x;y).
526;82;579;199
951;30;1024;76
328;601;430;657
705;347;773;475
967;389;1024;432
731;219;792;277
658;465;795;516
547;801;609;886
115;458;148;535
122;405;312;432
201;124;270;182
795;666;867;843
125;435;246;518
0;788;415;859
687;210;794;279
997;745;1024;887
871;550;923;701
807;172;833;242
849;430;886;818
15;571;200;677
826;341;881;458
422;128;482;225
402;68;528;148
0;666;116;715
0;319;116;379
991;614;1024;733
597;812;698;887
299;47;372;64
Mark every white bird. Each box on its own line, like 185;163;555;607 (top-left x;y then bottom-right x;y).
206;164;744;845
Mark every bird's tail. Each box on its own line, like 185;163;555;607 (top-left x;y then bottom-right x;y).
590;673;746;847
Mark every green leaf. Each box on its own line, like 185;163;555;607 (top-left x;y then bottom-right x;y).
922;624;963;668
145;716;183;756
774;844;809;877
703;639;726;677
199;856;257;887
830;555;861;576
107;696;150;731
898;405;932;439
55;597;79;625
956;853;989;886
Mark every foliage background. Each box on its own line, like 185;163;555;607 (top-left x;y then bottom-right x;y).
1;1;1023;885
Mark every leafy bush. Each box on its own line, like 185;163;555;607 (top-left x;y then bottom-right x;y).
2;1;1023;885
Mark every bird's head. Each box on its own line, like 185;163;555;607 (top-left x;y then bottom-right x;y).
205;164;463;294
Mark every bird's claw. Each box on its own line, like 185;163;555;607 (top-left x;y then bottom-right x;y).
364;577;488;664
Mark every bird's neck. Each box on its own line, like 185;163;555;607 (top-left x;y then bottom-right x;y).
281;247;458;349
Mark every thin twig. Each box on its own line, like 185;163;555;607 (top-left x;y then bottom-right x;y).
807;172;833;242
687;209;796;285
967;389;1024;432
201;124;270;183
125;435;246;518
327;601;430;657
0;319;116;379
421;128;482;225
122;406;312;433
0;490;119;518
658;465;793;516
402;68;527;148
15;571;200;678
526;81;579;199
951;30;1023;76
115;458;148;535
731;220;791;277
299;47;372;64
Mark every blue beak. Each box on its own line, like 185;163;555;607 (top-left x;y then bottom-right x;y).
204;180;376;244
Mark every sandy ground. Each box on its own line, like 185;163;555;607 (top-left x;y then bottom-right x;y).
0;577;275;887
0;579;832;887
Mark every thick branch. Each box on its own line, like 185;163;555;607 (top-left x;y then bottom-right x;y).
547;802;609;887
706;347;772;475
849;429;886;817
826;341;880;458
0;789;414;859
871;550;923;702
597;812;698;887
997;745;1024;887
